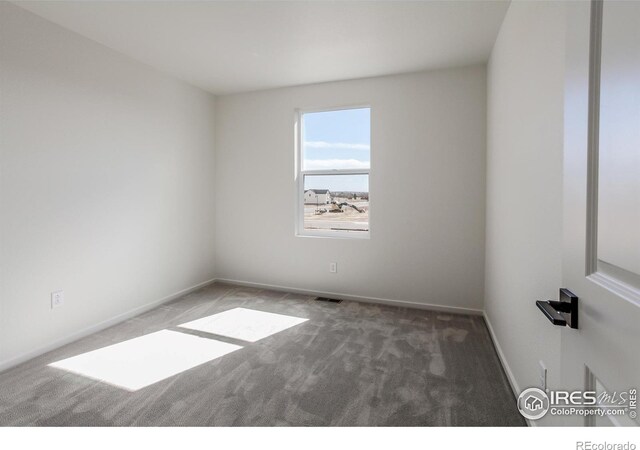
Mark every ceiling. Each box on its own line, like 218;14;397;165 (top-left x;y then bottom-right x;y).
16;1;509;95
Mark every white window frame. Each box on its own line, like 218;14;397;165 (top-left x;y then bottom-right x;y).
295;105;371;239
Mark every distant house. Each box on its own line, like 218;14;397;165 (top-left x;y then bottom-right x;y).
304;189;331;205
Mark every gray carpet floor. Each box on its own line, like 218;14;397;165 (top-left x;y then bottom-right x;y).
0;283;525;426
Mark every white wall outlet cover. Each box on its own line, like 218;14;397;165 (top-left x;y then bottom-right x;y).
51;290;64;309
538;360;547;390
329;262;337;273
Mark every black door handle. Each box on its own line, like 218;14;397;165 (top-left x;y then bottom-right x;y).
536;288;579;329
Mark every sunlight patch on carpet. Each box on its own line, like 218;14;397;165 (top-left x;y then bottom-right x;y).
179;307;308;342
49;330;241;391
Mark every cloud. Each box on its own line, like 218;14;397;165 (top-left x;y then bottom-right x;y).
304;159;370;170
304;141;370;151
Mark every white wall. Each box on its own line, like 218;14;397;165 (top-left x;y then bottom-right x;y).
0;3;217;368
484;1;566;425
215;66;487;312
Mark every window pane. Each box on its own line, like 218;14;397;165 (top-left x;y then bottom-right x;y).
302;108;370;171
303;174;369;232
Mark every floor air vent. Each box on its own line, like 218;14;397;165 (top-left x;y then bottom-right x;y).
314;297;343;304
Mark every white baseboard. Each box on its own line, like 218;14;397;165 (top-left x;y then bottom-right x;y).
483;311;534;427
0;278;217;374
215;277;483;316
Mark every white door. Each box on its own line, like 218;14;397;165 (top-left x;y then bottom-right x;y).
563;0;640;426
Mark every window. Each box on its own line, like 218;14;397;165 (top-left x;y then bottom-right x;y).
297;107;371;237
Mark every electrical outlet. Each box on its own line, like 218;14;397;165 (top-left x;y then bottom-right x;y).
329;262;337;273
51;290;64;309
539;360;547;390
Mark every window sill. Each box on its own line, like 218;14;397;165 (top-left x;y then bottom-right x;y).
296;230;370;240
